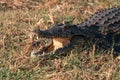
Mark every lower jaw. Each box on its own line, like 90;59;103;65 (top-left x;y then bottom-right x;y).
31;51;55;57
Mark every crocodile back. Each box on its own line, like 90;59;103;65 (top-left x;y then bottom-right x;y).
79;7;120;35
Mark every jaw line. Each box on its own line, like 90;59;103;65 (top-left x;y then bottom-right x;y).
31;37;71;57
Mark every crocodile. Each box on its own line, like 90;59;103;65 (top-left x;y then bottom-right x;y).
31;6;120;57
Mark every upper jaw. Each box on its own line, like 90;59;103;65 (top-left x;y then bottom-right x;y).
32;25;75;38
33;29;73;38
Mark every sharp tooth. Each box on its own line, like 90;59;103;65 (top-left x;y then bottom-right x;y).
43;52;45;56
31;51;37;58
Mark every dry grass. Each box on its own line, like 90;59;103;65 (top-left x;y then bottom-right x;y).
0;0;120;80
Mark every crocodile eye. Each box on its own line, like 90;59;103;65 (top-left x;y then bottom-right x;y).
62;25;70;29
62;26;70;32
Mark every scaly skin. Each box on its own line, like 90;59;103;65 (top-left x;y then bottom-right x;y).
31;6;120;57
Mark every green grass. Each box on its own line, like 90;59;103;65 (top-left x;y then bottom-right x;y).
0;0;120;80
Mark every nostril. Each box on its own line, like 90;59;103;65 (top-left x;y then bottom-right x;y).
32;41;41;47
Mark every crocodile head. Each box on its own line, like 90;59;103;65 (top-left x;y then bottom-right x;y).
33;24;87;38
31;24;89;57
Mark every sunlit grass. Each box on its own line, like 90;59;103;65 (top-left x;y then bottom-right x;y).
0;0;120;80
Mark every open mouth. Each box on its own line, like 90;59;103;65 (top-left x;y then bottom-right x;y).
30;26;87;57
31;35;71;57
